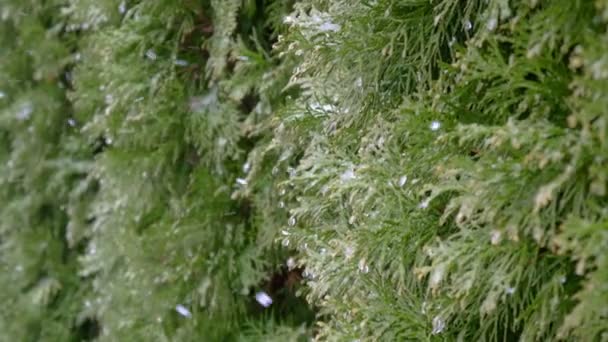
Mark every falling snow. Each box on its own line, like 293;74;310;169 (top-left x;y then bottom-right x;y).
174;59;189;66
255;292;273;307
430;121;441;131
175;304;192;318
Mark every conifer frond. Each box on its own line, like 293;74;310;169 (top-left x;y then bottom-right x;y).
1;0;606;340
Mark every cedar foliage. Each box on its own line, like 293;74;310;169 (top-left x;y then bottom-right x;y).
1;0;607;341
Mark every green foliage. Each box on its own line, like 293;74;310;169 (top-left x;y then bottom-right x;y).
0;1;92;340
1;0;607;341
1;0;311;340
66;0;312;340
270;0;608;340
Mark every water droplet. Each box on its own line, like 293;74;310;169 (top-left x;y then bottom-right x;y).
283;15;295;25
419;198;430;209
448;36;456;47
242;162;251;173
105;137;113;145
344;245;355;259
421;301;428;314
286;257;296;269
355;77;363;88
236;178;248;186
302;269;312;279
237;56;249;62
145;49;157;60
490;230;502;245
486;17;498;31
432;316;446;334
430;121;441;131
358;258;369;274
464;20;473;31
217;137;227;147
399;175;408;187
506;286;516;295
118;1;127;14
456;212;467;224
430;266;444;287
340;168;356;182
278;201;285;209
272;166;280;175
282;238;290;247
0;91;6;99
175;304;192;318
559;276;567;284
281;229;290;236
288;216;297;226
67;118;77;127
16;102;33;121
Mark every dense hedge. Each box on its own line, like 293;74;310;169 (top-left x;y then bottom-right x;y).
1;0;607;341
